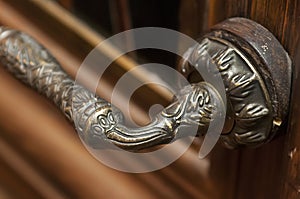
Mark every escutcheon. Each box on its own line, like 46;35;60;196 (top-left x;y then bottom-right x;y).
179;17;292;148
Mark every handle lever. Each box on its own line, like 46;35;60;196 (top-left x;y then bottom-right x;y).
0;18;292;151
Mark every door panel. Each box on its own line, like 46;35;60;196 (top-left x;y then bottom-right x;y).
0;0;299;198
179;0;300;198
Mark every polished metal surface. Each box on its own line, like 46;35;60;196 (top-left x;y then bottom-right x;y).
180;38;273;148
0;18;292;151
0;27;223;151
180;18;292;148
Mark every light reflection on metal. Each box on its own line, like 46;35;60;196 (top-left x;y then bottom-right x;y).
0;18;292;151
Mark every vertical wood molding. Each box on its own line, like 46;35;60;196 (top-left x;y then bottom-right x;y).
180;0;300;198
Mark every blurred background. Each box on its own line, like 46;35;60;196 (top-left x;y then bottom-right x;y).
0;0;226;198
0;0;296;198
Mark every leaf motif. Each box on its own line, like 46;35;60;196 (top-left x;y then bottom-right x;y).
162;100;182;118
229;73;255;100
230;73;255;88
188;104;215;126
234;130;266;143
237;103;269;119
212;48;235;72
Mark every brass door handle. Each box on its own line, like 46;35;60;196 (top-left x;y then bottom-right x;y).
0;18;292;151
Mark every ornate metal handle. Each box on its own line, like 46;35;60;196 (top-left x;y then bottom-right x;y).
0;18;292;151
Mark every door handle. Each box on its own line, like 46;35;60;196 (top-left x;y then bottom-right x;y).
0;18;292;151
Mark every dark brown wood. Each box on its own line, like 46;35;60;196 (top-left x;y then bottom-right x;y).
57;0;73;10
179;0;209;38
211;1;300;198
0;0;299;198
109;0;132;33
0;156;43;199
180;0;300;198
0;137;67;199
224;1;300;198
281;3;300;196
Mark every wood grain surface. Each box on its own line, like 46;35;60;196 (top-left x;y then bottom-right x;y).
1;0;300;198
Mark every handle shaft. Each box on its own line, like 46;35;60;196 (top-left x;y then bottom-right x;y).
0;27;221;151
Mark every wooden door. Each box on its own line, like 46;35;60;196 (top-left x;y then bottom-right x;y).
0;0;299;198
180;0;300;198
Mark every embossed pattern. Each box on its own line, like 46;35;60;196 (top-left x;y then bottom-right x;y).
180;38;273;148
0;27;222;151
0;27;74;120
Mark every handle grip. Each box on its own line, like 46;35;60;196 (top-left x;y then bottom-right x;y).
0;17;292;151
0;27;222;151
